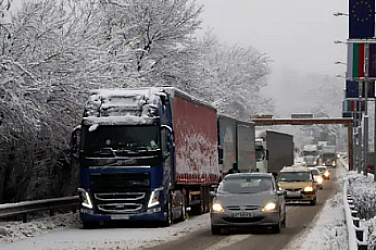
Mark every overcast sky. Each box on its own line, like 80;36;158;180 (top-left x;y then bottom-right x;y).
197;0;348;75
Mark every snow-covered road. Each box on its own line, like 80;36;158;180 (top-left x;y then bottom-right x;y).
0;164;348;250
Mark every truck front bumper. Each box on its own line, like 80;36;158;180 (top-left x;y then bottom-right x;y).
79;208;166;222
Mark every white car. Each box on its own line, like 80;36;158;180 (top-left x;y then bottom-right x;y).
308;167;324;190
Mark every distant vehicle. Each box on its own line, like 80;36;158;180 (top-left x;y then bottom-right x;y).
317;166;330;180
277;165;317;205
210;173;287;234
309;167;324;190
366;152;375;173
301;145;319;166
255;130;294;176
217;115;256;176
321;146;337;167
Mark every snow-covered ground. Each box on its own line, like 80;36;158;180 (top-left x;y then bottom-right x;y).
0;157;361;250
346;171;376;250
283;162;349;250
0;212;210;250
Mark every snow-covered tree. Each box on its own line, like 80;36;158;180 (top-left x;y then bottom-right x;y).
190;31;273;121
0;0;274;202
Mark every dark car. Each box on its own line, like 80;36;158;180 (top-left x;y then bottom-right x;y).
210;173;286;235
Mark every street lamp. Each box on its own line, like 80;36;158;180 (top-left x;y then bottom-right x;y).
333;12;349;16
334;40;347;45
335;61;347;65
336;74;346;78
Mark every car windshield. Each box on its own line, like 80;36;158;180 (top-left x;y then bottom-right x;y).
310;169;320;175
317;167;327;172
218;175;274;194
277;172;312;182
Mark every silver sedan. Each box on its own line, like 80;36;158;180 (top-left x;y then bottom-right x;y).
210;173;287;235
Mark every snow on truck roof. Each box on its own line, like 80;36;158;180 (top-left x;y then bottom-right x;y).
89;87;216;111
83;87;216;126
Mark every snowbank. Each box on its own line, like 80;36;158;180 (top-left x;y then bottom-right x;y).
0;213;210;250
0;212;80;244
346;171;376;249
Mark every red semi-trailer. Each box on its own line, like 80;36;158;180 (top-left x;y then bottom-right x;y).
170;89;219;213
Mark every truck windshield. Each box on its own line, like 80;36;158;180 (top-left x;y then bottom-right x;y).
81;125;160;156
277;172;312;182
302;151;317;157
323;153;336;159
255;149;265;161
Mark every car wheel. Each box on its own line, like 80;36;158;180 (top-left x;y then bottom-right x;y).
310;198;317;206
211;225;221;235
271;222;281;233
281;211;287;228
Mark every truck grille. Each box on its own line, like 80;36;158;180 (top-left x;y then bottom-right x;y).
90;173;150;214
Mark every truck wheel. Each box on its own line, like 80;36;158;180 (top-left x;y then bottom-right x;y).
82;221;97;229
161;197;173;227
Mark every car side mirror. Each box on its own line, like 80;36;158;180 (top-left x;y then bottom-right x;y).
278;190;287;196
209;191;216;198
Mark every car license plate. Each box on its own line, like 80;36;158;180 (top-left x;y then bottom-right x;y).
287;191;301;197
233;212;253;218
111;214;130;220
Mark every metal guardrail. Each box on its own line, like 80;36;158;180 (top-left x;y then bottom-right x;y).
344;179;367;250
0;196;79;223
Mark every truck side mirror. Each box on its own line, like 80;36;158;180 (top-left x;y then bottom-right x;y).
265;150;269;160
218;147;223;164
71;125;81;160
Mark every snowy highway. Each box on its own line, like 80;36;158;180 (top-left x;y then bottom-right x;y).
144;167;339;250
0;167;341;250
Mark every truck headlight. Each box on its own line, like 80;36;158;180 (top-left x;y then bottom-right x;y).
148;188;163;208
78;188;93;209
262;202;276;212
212;203;225;212
304;186;314;192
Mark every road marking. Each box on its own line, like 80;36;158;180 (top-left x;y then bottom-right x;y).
203;234;251;250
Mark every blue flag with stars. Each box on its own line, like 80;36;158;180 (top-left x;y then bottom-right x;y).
349;0;375;38
346;80;359;98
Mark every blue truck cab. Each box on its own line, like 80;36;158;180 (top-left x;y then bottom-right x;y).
71;88;184;227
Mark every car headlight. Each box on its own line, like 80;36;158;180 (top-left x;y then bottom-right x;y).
78;188;93;209
262;202;277;212
313;161;317;165
304;186;314;192
316;177;323;184
212;203;225;212
324;171;329;177
148;188;163;208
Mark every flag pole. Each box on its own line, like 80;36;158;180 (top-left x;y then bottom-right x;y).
357;80;362;174
364;44;369;176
